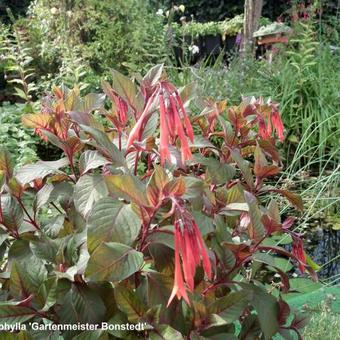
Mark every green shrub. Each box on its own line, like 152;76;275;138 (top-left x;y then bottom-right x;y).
0;103;38;166
0;65;317;338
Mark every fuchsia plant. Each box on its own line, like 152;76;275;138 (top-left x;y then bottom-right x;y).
0;65;317;339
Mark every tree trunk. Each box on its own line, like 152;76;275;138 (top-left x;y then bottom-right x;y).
241;0;263;55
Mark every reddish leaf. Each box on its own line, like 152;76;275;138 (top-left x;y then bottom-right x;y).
270;189;304;212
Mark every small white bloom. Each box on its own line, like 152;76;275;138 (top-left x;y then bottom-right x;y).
292;272;298;278
50;7;58;15
274;273;281;278
179;5;185;13
188;44;199;55
165;10;170;17
66;10;72;17
156;9;164;16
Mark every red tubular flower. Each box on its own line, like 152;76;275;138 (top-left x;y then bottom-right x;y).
126;80;194;164
168;212;212;306
271;109;284;142
159;94;170;164
167;222;190;307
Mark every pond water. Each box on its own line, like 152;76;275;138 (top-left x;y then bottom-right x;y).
305;227;340;282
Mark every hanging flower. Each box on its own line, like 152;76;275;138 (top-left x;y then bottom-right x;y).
168;208;212;306
127;81;194;164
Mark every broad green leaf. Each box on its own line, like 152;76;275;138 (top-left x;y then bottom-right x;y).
149;324;184;340
0;196;23;231
205;158;236;185
87;198;141;252
79;150;110;175
239;283;279;340
244;191;265;240
189;136;215;149
141;111;158;140
288;278;322;293
208;291;250;324
75;93;106;113
15;158;69;184
74;174;108;217
73;330;108;340
146;272;173;306
40;277;58;312
59;283;106;324
80;125;125;166
230;149;254;189
226;184;244;204
30;236;59;263
192;211;214;235
10;258;47;306
253;253;293;272
114;284;145;323
112;70;140;112
105;174;149;207
0;303;35;325
85;242;143;281
238;314;261;340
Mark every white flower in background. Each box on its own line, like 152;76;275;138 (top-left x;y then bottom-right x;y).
50;7;58;15
179;5;185;13
189;44;199;55
66;10;72;17
156;9;164;16
165;10;170;17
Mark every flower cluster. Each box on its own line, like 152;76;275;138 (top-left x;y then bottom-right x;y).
168;204;212;306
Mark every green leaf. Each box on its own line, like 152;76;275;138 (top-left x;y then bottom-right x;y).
105;174;149;207
74;174;108;217
112;70;141;112
239;283;279;340
0;303;35;325
239;314;261;340
85;242;143;281
87;198;141;252
0;196;23;231
10;258;47;305
208;291;250;324
30;236;59;263
205;158;236;185
149;324;184;340
15;158;69;184
75;93;106;113
80;125;125;166
230;149;254;189
244;191;265;240
146;272;173;306
59;283;106;324
114;284;145;323
253;253;293;272
79;150;110;175
288;278;322;293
